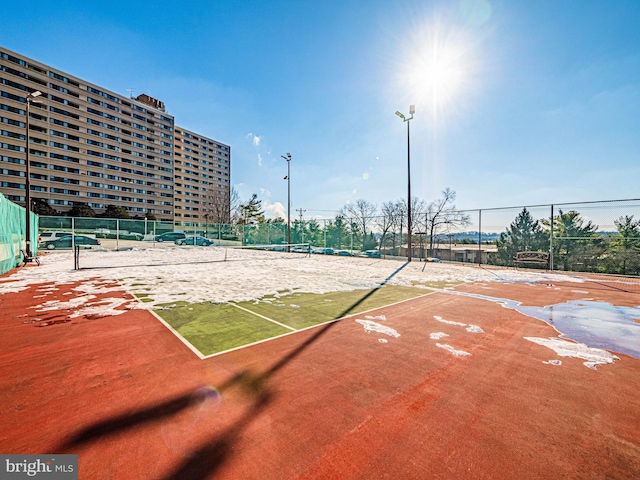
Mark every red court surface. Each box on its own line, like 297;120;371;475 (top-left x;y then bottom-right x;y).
1;271;639;479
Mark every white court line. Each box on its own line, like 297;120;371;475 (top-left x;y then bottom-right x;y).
115;279;206;359
147;308;206;359
230;303;297;331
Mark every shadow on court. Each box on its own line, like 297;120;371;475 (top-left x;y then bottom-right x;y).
54;262;408;479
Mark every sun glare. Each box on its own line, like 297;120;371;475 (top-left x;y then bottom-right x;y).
396;16;482;122
415;39;466;113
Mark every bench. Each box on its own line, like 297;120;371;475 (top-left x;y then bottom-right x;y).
21;249;40;267
514;251;549;270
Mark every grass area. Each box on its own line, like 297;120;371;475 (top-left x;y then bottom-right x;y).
134;293;154;303
242;285;430;329
156;303;291;355
155;285;433;356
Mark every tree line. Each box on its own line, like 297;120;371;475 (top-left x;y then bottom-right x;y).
494;208;640;275
235;187;471;254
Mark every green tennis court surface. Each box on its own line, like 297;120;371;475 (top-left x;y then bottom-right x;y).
150;284;446;356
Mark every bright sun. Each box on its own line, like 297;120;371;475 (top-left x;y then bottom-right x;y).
408;33;466;114
397;17;480;121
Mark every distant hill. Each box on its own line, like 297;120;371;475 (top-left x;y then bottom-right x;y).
431;232;500;244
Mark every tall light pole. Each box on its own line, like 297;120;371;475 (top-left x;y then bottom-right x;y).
395;105;415;262
281;152;291;251
24;90;43;259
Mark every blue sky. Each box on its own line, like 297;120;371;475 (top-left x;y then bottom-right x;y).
3;0;639;219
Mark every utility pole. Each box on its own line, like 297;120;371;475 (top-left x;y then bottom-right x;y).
296;208;306;244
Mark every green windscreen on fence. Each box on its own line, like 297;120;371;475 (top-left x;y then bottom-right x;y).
0;193;38;275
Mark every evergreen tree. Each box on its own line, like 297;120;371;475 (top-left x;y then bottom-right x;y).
239;194;265;224
98;204;130;219
363;232;378;250
326;215;347;248
544;209;599;271
32;198;57;216
306;219;322;246
496;208;548;266
609;215;640;274
67;202;96;218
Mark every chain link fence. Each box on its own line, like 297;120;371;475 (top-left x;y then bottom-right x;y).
1;192;38;274
38;198;640;276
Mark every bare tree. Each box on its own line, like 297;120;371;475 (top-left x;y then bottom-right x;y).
377;201;399;254
395;197;428;257
202;185;239;224
426;188;470;256
341;199;378;251
228;186;241;223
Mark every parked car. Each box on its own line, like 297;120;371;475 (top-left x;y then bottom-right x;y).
362;250;381;258
154;232;186;242
95;230;144;240
336;250;353;256
291;246;310;253
321;248;335;255
425;257;441;262
39;235;101;250
175;235;214;246
38;231;73;243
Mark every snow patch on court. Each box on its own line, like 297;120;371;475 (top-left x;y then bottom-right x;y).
466;325;484;333
524;337;619;369
355;319;400;338
543;360;562;366
435;343;471;357
430;332;449;340
0;247;589;309
35;295;96;311
434;315;466;326
365;315;386;321
69;297;132;318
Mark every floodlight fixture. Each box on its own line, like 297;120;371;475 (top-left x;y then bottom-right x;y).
282;153;292;249
395;106;416;262
24;91;45;260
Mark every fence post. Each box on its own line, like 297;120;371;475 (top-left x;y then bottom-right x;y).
549;204;554;270
72;217;75;251
478;209;482;265
116;219;120;250
399;214;403;257
350;218;354;252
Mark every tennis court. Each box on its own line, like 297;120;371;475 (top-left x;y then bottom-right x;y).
1;247;639;479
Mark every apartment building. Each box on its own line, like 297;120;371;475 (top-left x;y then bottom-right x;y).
174;126;230;223
0;46;230;222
